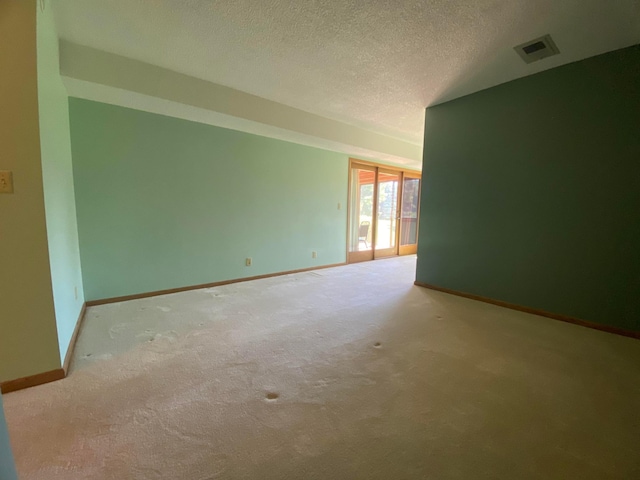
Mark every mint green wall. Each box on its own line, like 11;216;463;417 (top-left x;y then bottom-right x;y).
0;394;18;480
417;45;640;332
37;4;85;361
69;99;348;301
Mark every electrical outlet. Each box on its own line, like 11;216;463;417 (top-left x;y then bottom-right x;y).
0;171;13;193
74;286;78;300
246;257;252;267
337;202;341;210
312;251;317;259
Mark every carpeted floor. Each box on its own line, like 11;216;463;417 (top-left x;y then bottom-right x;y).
4;256;640;479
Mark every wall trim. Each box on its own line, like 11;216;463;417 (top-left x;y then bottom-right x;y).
87;262;347;306
62;302;87;374
414;281;640;340
0;369;65;394
1;303;87;393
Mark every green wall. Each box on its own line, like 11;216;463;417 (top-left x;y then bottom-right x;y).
69;99;348;301
37;1;85;362
417;45;640;332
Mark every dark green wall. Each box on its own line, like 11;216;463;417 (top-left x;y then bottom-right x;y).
416;45;640;332
0;394;17;480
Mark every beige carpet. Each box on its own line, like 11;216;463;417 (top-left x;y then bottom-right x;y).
4;256;640;479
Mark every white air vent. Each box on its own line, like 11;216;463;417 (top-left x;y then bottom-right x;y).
514;34;559;64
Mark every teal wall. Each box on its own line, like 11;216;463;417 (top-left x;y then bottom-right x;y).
69;99;348;301
37;4;85;361
417;45;640;332
0;394;18;480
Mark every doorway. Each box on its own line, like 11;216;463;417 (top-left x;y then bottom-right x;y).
347;159;421;263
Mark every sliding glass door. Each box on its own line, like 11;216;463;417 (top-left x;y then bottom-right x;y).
348;164;376;262
348;160;420;263
374;170;400;258
399;174;420;255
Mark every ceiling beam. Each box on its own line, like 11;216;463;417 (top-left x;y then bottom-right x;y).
59;41;422;169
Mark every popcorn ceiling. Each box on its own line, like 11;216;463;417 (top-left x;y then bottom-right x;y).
54;0;640;143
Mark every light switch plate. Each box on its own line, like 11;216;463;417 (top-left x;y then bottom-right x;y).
0;171;13;193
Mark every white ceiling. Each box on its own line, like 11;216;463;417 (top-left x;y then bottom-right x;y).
54;0;640;146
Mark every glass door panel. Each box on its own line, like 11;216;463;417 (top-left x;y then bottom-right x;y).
399;176;420;255
348;165;376;262
347;160;421;264
374;170;400;258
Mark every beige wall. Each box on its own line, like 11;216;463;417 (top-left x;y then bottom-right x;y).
0;0;61;381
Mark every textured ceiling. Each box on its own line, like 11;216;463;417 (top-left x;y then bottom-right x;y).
53;0;640;144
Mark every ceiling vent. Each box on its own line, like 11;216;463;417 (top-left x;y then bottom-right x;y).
514;34;559;64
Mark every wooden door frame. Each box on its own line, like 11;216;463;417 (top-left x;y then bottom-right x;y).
398;172;421;256
347;159;421;264
347;161;377;263
373;167;402;259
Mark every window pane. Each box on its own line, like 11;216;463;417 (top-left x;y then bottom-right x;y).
349;168;374;252
400;178;420;246
375;172;399;250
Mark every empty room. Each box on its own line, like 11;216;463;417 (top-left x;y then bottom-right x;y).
1;0;639;479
